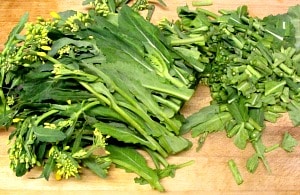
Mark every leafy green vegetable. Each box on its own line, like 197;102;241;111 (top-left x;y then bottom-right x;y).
0;0;197;191
2;0;300;190
159;3;300;185
33;126;66;142
106;145;165;192
281;132;298;152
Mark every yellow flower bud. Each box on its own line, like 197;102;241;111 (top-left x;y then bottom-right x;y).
41;45;52;51
36;52;47;57
55;171;62;181
12;118;22;123
50;11;61;19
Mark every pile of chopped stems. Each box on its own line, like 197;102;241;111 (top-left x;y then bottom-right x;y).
159;4;299;182
0;1;199;192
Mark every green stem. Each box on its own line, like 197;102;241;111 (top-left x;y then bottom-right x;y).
196;7;219;18
228;159;243;185
34;109;59;126
170;36;205;46
192;0;213;6
265;143;280;153
80;81;168;157
65;101;101;138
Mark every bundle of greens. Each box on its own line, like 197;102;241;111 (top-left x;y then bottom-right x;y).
0;0;199;191
2;0;300;190
159;4;300;182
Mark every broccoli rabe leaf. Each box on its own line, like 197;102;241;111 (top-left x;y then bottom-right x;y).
94;122;153;148
281;132;298;152
233;123;249;150
82;157;111;178
287;5;300;50
40;155;55;180
3;12;28;48
191;111;232;137
106;145;165;192
180;104;220;134
33;126;66;142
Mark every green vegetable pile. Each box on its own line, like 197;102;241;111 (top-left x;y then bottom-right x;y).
159;3;300;181
0;0;197;192
0;0;299;191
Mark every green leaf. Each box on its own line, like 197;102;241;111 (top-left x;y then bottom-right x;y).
191;112;232;137
158;134;192;154
33;126;66;142
15;162;27;177
49;37;99;56
252;138;271;173
94;122;153;149
4;12;29;47
264;80;286;96
173;47;205;72
82;157;111;178
287;100;300;126
180;104;220;134
107;145;164;192
246;153;259;173
227;98;249;123
233;123;249;150
118;5;172;66
281;132;298;152
40;155;55;180
288;5;300;50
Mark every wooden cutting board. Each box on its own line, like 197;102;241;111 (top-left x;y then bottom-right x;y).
1;0;300;194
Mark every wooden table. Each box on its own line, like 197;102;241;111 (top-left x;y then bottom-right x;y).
1;0;300;194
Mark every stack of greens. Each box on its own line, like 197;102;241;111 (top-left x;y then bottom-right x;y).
0;0;198;192
1;0;300;191
159;3;300;183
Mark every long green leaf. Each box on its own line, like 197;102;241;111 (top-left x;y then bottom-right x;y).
94;122;153;148
40;155;55;180
106;145;165;192
191;112;232;137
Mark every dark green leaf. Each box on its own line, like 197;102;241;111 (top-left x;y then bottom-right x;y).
15;162;27;177
94;122;153;149
4;12;28;46
158;134;192;154
40;155;55;180
181;104;220;134
191;112;232;137
227;98;249;123
33;126;66;142
82;157;111;178
106;145;164;192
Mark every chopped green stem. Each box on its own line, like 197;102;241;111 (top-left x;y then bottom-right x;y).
170;36;205;46
228;159;243;185
196;7;219;18
279;63;294;75
265;143;280;153
252;141;271;173
192;0;213;6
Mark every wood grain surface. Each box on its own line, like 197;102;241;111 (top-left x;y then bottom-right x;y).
1;0;300;194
